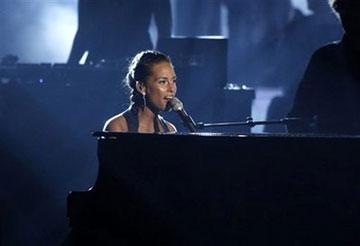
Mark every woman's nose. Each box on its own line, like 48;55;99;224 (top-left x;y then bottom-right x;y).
169;81;176;92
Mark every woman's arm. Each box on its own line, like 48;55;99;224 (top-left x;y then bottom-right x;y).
103;115;128;132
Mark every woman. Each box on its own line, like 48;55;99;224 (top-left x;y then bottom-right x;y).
103;50;177;133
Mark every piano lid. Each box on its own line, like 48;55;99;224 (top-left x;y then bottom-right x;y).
92;131;360;139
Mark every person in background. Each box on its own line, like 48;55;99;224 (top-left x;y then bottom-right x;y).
67;0;172;66
287;0;360;134
223;0;293;86
264;0;343;133
103;50;177;133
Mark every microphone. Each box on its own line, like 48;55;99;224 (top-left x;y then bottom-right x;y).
169;97;197;132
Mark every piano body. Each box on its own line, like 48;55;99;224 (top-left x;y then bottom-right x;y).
65;132;360;245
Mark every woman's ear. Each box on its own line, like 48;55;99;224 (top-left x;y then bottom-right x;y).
135;81;146;95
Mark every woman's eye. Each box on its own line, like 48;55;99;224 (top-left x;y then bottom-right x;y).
159;80;167;84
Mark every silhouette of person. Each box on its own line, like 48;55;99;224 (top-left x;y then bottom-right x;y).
172;0;291;85
173;0;221;36
67;0;172;66
287;0;360;134
221;0;292;86
264;0;343;133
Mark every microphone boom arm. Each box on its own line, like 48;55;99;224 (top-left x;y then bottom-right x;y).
195;117;301;129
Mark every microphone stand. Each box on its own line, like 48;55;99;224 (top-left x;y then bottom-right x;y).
195;117;301;130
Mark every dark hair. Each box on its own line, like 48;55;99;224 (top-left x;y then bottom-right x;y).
125;50;172;106
329;0;352;14
328;0;342;19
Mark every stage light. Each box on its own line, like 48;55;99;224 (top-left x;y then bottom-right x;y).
38;2;77;63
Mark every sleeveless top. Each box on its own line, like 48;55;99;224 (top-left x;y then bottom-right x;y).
123;107;171;133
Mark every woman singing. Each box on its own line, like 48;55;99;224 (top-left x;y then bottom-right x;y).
103;50;177;133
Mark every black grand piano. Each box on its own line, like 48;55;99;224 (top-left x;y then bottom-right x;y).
65;132;360;245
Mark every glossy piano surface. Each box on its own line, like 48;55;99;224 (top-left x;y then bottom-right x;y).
66;132;360;245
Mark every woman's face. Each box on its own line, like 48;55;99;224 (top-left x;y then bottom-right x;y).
144;62;177;112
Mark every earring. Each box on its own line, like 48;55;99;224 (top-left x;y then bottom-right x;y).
142;93;146;107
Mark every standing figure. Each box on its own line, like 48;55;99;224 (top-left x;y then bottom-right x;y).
221;0;293;85
265;0;343;133
67;0;172;66
288;0;360;134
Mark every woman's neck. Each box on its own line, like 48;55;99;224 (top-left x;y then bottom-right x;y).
138;106;157;121
135;105;160;133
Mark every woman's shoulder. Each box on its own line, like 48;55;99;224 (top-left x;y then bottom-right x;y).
166;121;177;133
311;41;342;61
158;115;177;133
103;113;128;132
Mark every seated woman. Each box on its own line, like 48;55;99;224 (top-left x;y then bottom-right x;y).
103;50;177;133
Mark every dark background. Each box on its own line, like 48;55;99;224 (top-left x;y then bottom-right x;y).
0;0;344;245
